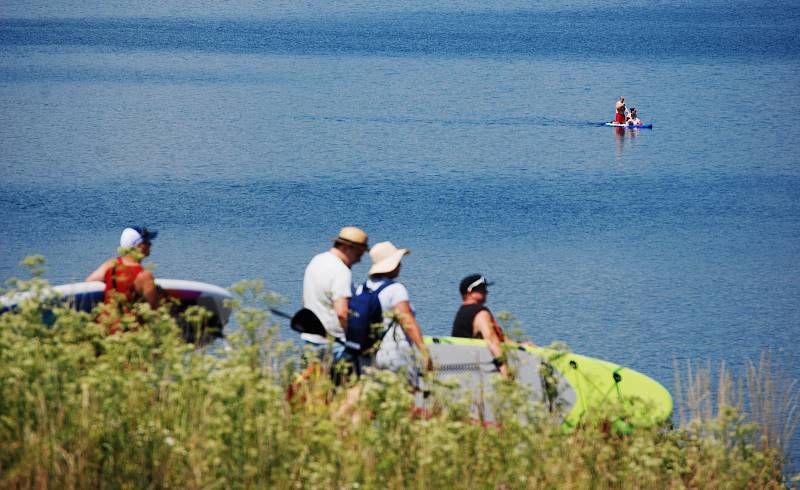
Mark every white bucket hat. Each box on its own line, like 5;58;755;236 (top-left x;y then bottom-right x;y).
368;241;410;275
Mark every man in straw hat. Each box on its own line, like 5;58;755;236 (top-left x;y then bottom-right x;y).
301;226;369;359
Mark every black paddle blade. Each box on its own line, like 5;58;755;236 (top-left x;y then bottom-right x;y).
290;308;326;336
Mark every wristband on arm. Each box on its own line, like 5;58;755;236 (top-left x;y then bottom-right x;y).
492;355;506;369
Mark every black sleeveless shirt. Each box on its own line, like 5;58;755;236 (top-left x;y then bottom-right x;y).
451;304;490;338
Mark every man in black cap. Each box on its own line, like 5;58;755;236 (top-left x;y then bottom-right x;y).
452;274;510;377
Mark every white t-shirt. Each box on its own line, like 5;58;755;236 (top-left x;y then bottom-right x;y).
364;278;410;328
302;251;352;340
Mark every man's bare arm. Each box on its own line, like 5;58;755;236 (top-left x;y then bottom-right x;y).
136;270;159;310
334;297;349;331
473;310;510;377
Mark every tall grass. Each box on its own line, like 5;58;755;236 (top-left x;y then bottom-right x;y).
747;351;800;462
675;351;800;475
0;262;797;489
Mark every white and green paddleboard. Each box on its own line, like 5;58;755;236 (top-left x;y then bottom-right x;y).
422;336;673;430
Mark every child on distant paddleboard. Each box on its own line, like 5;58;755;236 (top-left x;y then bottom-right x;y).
626;107;642;126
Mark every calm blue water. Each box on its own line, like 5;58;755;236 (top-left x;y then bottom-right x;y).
2;0;799;469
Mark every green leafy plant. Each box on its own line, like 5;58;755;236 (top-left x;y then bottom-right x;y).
0;258;796;489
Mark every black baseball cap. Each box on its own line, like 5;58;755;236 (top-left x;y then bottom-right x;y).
459;274;493;295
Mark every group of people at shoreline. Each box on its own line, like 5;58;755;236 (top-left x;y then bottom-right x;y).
300;226;524;384
89;225;530;385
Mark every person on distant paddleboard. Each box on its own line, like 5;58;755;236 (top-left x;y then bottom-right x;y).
86;227;160;332
614;96;627;124
626;107;642;126
451;275;513;378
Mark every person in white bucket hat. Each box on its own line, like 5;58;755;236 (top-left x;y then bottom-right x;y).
362;241;433;384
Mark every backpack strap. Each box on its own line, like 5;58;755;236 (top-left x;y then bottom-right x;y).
370;279;394;295
113;257;123;289
370;280;397;336
353;279;394;297
108;257;123;290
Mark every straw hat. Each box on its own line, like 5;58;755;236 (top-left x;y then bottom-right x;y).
333;226;368;250
368;241;410;275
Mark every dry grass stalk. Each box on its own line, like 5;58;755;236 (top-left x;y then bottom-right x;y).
676;350;799;468
746;351;800;460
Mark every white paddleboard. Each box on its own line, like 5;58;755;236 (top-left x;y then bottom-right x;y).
1;279;233;342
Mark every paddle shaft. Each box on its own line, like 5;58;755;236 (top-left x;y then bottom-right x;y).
269;308;292;320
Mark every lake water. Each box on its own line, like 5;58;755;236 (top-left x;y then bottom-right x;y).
1;0;799;469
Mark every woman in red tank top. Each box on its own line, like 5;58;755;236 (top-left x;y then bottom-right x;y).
103;257;145;304
86;227;160;333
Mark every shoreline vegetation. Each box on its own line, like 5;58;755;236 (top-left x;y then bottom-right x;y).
1;258;798;488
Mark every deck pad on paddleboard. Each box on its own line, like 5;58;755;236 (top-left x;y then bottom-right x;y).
422;339;576;423
423;336;672;428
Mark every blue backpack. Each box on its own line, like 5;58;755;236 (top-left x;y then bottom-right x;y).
346;280;393;354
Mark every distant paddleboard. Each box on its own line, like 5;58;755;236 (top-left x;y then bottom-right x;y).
604;122;653;129
1;280;233;343
421;336;673;429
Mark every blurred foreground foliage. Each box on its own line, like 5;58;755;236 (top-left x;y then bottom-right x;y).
0;263;796;489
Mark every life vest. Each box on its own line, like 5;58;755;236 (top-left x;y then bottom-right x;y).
104;257;144;304
99;257;146;334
